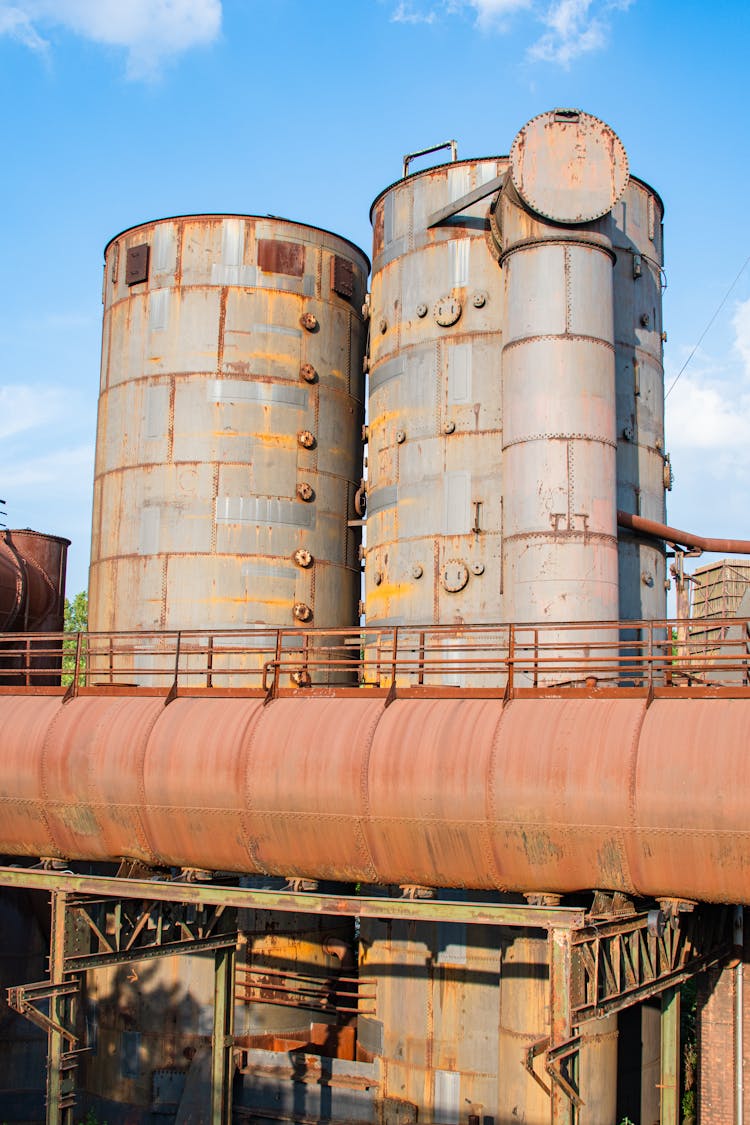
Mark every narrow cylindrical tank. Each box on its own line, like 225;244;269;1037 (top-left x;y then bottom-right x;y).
366;158;507;634
89;214;368;682
499;111;626;659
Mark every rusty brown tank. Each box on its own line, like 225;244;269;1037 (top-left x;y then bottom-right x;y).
0;530;69;686
0;692;746;905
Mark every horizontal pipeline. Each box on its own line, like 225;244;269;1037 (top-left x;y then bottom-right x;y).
0;693;747;905
617;510;750;555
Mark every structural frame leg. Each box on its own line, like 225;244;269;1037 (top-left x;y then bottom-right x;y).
660;985;680;1125
211;943;236;1124
47;889;75;1125
549;928;574;1125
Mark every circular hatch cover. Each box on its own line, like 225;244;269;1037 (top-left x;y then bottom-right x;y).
510;108;629;224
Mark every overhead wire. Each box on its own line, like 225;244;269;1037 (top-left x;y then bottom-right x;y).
664;253;750;399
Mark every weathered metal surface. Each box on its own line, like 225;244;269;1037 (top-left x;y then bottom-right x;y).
609;178;667;623
359;907;504;1121
366;158;507;638
0;532;25;630
499;129;619;654
0;529;69;686
90;214;368;683
0;868;585;929
509;109;629;224
1;693;750;903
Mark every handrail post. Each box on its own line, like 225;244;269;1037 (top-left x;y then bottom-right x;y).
505;624;515;700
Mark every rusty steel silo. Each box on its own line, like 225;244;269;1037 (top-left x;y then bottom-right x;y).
365;154;508;634
89;214;368;680
361;111;665;1124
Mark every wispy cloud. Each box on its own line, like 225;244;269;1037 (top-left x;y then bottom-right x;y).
0;384;69;441
0;0;222;79
666;299;750;497
388;0;633;64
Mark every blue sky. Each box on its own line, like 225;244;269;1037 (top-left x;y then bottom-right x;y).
0;0;748;598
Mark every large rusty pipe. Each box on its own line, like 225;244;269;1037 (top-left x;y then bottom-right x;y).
617;510;750;555
0;694;749;905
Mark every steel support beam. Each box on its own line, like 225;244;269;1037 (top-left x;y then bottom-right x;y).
211;945;236;1124
0;867;585;930
660;987;680;1125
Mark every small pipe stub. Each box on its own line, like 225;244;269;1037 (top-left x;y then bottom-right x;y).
293;547;313;568
293;602;313;623
300;362;317;383
300;312;318;332
297;430;316;449
296;482;315;502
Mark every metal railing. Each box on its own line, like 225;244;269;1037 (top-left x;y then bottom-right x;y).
1;617;749;695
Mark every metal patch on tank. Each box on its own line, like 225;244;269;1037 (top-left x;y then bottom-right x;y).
139;507;161;554
241;562;298;582
369;357;405;394
443;473;471;535
434;1070;461;1125
250;323;302;338
211;263;257;285
126;244;149;285
446;344;472;404
366;486;398;516
257;239;305;277
208;380;308;407
331;255;355;299
216;496;315;528
148;288;170;332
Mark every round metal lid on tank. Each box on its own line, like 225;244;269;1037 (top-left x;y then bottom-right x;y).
509;107;630;224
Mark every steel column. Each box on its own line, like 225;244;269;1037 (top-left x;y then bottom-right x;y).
47;890;74;1125
211;944;236;1124
549;929;574;1125
660;986;680;1125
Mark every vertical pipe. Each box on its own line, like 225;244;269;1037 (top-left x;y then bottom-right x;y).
660;987;680;1125
211;944;236;1125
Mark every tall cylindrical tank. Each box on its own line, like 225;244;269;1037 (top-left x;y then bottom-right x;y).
498;111;626;651
365;157;507;634
89;214;368;680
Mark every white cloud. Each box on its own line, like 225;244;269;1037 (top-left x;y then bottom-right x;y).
467;0;534;29
388;0;632;63
666;299;750;485
529;0;605;64
391;2;438;23
0;0;222;78
0;384;69;441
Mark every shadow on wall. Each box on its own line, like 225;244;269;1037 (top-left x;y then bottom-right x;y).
0;887;50;1124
